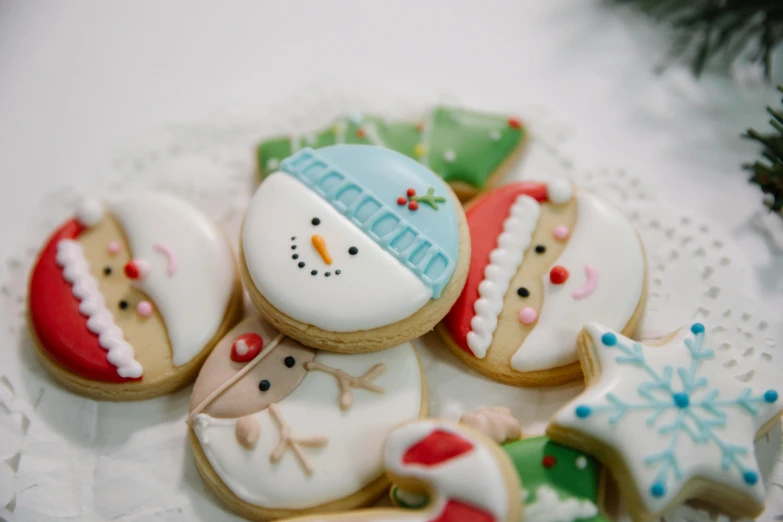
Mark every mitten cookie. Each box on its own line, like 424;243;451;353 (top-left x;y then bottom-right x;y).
277;419;522;522
440;181;647;386
27;194;242;400
188;315;427;520
242;144;470;352
257;106;528;201
548;323;783;521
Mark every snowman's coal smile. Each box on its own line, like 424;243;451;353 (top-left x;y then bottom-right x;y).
289;236;342;278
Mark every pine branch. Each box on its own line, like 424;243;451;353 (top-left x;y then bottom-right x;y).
743;86;783;213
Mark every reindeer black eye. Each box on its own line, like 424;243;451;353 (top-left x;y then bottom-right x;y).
118;300;129;310
284;356;296;368
259;380;271;392
535;245;546;254
517;287;530;298
103;266;112;276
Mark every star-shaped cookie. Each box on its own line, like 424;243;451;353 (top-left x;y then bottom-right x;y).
547;322;782;521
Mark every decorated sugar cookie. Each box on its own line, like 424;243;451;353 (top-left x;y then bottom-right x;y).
440;181;646;386
27;193;242;400
188;315;427;520
393;407;607;522
257;106;528;201
277;418;522;522
548;323;783;521
242;144;469;352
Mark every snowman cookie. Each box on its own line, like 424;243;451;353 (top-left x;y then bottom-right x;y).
188;315;427;520
440;181;647;386
241;144;470;352
27;193;242;400
276;418;522;522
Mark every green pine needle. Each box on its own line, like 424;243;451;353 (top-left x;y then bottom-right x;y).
743;86;783;213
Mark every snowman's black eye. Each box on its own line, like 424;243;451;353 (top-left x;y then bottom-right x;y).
284;356;296;368
311;217;321;226
535;245;546;254
348;246;358;255
259;380;271;392
118;300;129;310
517;287;530;298
103;266;112;276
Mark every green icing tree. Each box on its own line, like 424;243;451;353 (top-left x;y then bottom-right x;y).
256;107;526;192
743;86;783;214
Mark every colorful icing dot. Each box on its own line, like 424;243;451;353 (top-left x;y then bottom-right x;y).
490;130;501;141
691;323;705;334
673;393;690;408
397;197;407;206
575;405;591;418
650;483;666;498
106;241;120;255
356;128;366;138
414;144;427;157
743;471;758;485
347;112;363;124
416;122;424;132
764;390;779;403
549;265;569;285
408;201;419;211
266;158;280;170
601;332;617;346
541;455;556;468
407;188;416;197
136;300;153;318
507;118;521;129
575;456;588;470
552;225;570;241
443;149;456;162
518;307;537;325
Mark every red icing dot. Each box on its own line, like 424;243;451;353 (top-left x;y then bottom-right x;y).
356;128;366;138
408;201;419;211
397;196;407;206
549;265;569;285
231;333;264;363
542;455;557;468
407;188;416;197
507;117;522;129
416;123;424;132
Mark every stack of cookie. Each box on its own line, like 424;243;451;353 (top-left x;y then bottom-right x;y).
25;107;781;522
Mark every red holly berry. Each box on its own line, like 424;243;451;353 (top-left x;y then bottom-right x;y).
542;455;556;468
549;265;569;285
397;197;407;206
416;123;424;132
356;128;366;138
408;201;419;211
507;118;521;129
407;188;416;197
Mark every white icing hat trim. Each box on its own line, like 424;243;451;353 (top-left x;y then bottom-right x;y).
524;485;598;522
74;197;104;228
548;180;573;204
467;195;541;358
56;239;143;378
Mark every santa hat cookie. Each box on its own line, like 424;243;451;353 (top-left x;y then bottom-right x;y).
440;181;646;386
187;315;426;520
27;192;242;400
241;144;470;353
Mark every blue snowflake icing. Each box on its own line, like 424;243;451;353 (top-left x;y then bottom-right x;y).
575;323;778;500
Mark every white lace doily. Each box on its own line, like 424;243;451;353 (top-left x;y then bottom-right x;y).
1;88;781;522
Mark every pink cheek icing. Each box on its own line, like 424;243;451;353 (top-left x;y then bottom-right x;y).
106;241;120;255
518;307;538;325
153;243;178;277
552;225;569;241
136;300;153;318
572;264;599;300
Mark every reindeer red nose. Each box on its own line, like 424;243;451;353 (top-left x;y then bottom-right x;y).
231;333;264;363
549;265;569;285
124;259;150;280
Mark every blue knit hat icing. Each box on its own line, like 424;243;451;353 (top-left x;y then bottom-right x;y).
280;145;459;298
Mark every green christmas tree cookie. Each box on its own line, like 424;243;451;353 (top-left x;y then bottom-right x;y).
256;106;527;200
392;435;606;522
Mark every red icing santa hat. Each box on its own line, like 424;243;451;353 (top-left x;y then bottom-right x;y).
442;180;573;357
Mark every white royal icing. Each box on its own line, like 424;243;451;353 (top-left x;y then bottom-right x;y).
110;193;236;367
56;240;143;378
192;344;422;509
467;195;541;358
547;180;573;205
383;420;511;520
243;173;432;332
74;197;104;228
551;323;782;515
523;485;598;522
510;191;644;372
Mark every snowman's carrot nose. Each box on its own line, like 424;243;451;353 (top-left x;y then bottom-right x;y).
311;234;332;265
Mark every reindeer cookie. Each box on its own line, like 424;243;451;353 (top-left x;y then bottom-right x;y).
277;419;522;522
187;315;427;520
440;181;647;386
241;144;470;353
27;193;242;400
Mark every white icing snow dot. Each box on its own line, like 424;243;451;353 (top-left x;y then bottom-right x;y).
443;149;456;162
266;158;280;170
74;197;104;228
548;179;573;204
490;130;501;141
575;456;587;469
